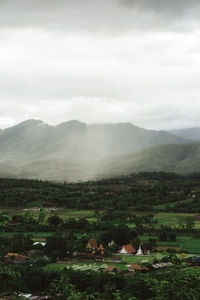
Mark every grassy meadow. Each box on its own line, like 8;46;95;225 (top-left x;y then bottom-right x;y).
154;212;200;228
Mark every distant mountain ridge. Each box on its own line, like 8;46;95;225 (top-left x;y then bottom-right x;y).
95;142;200;179
170;128;200;141
0;119;184;161
3;142;200;181
0;119;196;181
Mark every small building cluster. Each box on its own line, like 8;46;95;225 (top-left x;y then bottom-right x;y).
86;239;105;256
86;240;150;257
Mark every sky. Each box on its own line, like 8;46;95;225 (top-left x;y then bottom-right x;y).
0;0;200;130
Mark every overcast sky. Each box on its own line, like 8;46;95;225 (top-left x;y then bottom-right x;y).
0;0;200;130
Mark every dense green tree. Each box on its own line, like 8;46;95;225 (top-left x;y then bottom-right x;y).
185;217;195;231
47;214;63;226
168;232;177;242
9;234;33;252
45;236;68;258
111;225;131;246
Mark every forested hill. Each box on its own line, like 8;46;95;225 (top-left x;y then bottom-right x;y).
0;172;200;212
0;120;184;162
94;142;200;178
2;141;200;181
0;119;186;181
2;120;200;181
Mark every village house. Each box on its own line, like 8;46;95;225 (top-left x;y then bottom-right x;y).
119;243;136;255
5;253;30;264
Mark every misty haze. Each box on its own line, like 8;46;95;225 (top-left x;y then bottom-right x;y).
0;119;200;181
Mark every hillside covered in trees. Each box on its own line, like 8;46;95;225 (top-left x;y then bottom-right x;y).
0;172;200;213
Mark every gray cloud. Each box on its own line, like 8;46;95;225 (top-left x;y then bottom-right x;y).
0;1;200;130
1;98;200;131
121;0;199;14
0;0;199;33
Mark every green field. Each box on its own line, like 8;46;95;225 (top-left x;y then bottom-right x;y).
154;213;200;228
153;198;194;210
44;252;198;273
3;208;200;231
56;211;200;229
3;208;200;228
120;253;161;264
140;234;200;253
177;237;200;253
2;208;200;253
44;262;128;272
57;209;95;220
120;253;196;263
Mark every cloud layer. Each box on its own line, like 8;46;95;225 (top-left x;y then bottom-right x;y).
0;1;200;130
0;0;200;32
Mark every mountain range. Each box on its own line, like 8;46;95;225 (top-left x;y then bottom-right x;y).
170;128;200;141
0;119;199;181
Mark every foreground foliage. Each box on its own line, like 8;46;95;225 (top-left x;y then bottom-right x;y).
0;172;200;212
0;261;200;299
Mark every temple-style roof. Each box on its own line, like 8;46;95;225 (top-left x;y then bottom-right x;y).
120;243;136;254
86;239;98;249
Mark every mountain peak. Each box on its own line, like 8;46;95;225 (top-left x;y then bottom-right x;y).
0;119;191;180
57;120;86;128
19;119;45;126
9;119;46;130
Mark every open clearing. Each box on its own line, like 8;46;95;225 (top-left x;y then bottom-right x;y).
44;253;198;272
154;213;200;228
